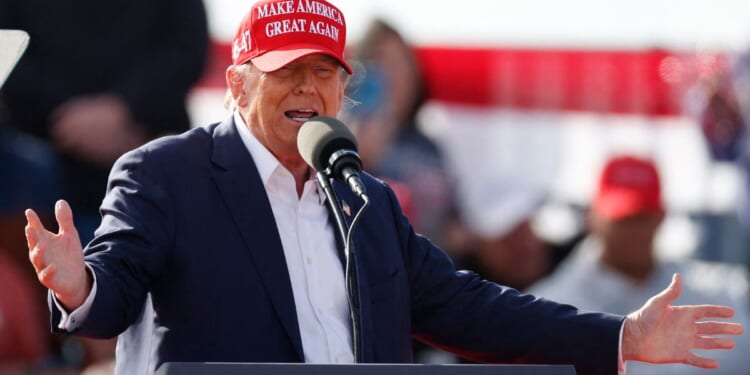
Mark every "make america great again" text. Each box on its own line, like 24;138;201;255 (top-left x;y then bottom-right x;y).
256;0;343;25
255;0;343;41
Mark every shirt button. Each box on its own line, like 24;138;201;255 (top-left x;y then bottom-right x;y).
306;257;312;265
334;357;339;363
71;318;76;323
317;308;323;315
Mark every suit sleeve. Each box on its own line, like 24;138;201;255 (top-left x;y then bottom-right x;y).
380;183;624;375
49;146;175;338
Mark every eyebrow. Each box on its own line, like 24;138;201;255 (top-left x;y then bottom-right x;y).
312;56;339;66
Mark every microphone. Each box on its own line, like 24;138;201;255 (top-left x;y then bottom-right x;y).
298;116;368;361
297;116;367;198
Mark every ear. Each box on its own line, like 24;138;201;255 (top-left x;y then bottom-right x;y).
226;66;247;107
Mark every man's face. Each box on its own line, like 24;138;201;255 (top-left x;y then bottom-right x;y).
240;54;346;162
593;212;662;259
475;219;548;290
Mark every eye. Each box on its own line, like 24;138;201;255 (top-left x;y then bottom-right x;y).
314;65;335;78
274;64;295;77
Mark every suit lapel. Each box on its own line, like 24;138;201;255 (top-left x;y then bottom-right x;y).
209;117;304;361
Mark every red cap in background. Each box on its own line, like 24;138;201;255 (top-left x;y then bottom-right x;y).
594;156;664;220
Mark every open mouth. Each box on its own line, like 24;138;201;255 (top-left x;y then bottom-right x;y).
285;109;318;123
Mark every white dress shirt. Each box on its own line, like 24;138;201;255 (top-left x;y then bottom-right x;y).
56;112;354;364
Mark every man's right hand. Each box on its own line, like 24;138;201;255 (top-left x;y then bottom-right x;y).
25;200;90;311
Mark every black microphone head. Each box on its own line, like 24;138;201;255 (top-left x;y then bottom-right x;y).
297;115;359;171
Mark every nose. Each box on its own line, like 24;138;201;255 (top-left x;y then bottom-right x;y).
293;68;316;95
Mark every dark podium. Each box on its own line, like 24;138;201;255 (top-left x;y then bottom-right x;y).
155;363;577;375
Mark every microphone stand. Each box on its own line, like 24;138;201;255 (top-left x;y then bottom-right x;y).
315;171;364;363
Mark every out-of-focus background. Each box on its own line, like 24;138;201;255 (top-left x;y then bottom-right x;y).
193;0;750;261
2;0;750;374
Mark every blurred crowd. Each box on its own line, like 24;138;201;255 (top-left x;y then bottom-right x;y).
0;0;208;373
2;1;750;374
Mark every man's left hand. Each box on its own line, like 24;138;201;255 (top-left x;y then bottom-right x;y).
622;273;744;368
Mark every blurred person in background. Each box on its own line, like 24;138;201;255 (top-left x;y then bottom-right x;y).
0;0;209;373
341;63;393;171
459;180;552;292
528;155;750;375
699;76;745;162
689;63;750;267
347;19;470;257
0;251;48;375
340;64;419;221
736;48;750;269
0;0;209;243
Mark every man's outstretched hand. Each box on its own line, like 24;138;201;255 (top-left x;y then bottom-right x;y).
25;200;90;311
623;273;744;368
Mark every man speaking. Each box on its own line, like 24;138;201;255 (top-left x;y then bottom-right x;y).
24;1;742;374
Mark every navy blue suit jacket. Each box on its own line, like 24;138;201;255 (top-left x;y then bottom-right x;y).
50;117;624;375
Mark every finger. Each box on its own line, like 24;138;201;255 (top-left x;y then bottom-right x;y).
54;200;78;235
652;273;682;306
695;336;736;350
25;209;51;247
25;208;47;233
684;353;718;369
25;223;38;250
696;321;744;335
691;305;735;320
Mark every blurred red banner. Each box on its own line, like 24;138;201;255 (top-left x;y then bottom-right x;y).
200;42;702;117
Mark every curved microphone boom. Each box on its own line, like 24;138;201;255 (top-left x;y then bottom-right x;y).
298;116;367;198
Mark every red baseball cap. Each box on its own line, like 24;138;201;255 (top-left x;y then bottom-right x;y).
593;156;664;220
231;0;352;74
